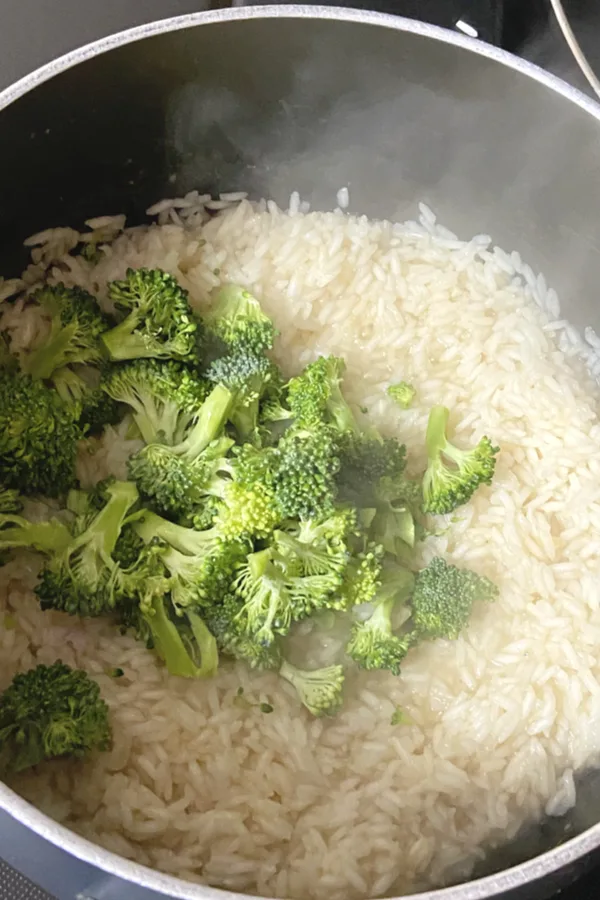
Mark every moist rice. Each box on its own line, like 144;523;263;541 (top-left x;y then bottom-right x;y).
2;193;600;899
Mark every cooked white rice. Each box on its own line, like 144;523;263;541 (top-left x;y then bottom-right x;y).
2;193;600;899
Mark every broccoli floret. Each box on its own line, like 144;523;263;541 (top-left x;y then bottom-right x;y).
346;566;415;674
79;387;124;435
22;284;110;381
231;548;293;646
36;480;139;617
206;352;275;443
341;541;384;608
132;510;244;608
387;381;416;409
423;406;499;515
233;540;347;646
204;593;282;670
160;538;247;611
101;268;198;362
0;511;72;556
273;508;355;578
287;356;358;433
51;366;125;436
411;557;498;640
207;445;282;540
0;488;21;514
0;370;81;496
338;433;406;489
129;433;233;522
279;660;345;717
204;284;276;356
118;542;218;678
127;382;234;517
0;661;111;774
272;425;341;520
102;359;210;445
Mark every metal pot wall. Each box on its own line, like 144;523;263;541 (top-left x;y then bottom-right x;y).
1;7;600;900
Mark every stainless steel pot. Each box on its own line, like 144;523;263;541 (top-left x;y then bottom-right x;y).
2;7;600;900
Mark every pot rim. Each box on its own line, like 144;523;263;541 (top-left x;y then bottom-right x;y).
1;6;600;899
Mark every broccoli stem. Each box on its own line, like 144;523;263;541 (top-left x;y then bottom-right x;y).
0;517;72;555
24;326;78;381
176;384;234;459
187;610;219;677
425;405;450;459
70;481;138;563
144;596;206;678
100;314;147;360
328;384;359;434
134;511;218;556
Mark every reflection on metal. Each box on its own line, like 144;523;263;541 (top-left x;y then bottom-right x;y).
549;0;600;99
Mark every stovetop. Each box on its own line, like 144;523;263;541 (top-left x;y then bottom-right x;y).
0;1;599;898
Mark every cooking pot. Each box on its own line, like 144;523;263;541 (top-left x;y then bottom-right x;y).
2;6;600;900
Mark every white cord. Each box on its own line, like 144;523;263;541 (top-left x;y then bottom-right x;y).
549;0;600;99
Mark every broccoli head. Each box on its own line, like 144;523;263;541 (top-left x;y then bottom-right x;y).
0;661;111;774
118;542;219;679
127;382;234;518
272;425;341;520
387;381;416;409
423;406;499;515
0;370;81;497
22;284;110;381
101;268;198;362
279;660;345;717
204;284;276;357
287;356;358;433
346;565;415;675
36;479;139;617
411;557;498;640
102;359;209;445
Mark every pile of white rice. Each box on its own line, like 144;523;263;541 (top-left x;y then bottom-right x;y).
2;191;600;900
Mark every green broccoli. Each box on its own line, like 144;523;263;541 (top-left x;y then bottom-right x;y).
118;542;218;679
271;424;341;520
411;557;498;640
273;508;355;578
52;367;124;435
78;386;124;435
0;488;21;514
0;511;72;556
201;287;277;443
387;381;416;409
0;661;111;774
36;479;139;617
206;351;275;443
204;593;283;670
0;370;81;496
229;548;293;646
204;284;275;357
341;541;384;608
279;660;345;717
346;565;415;674
102;359;210;445
22;284;110;381
132;510;245;607
127;382;234;518
423;406;499;515
101;268;198;362
287;356;358;433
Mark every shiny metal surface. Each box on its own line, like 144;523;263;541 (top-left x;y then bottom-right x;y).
2;7;600;899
